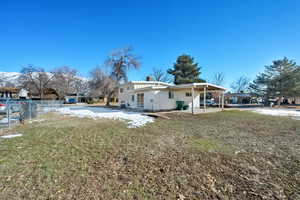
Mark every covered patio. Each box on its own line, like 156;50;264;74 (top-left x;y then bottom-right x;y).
169;83;226;114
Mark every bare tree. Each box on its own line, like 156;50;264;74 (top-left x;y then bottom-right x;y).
105;47;141;83
73;77;89;95
0;76;3;87
89;67;117;106
52;66;78;98
211;72;225;86
150;67;172;83
19;65;55;99
231;76;250;93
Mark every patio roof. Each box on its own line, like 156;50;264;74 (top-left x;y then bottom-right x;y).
169;83;226;91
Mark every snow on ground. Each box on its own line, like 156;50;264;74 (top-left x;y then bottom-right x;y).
54;106;154;128
252;108;300;120
1;133;22;139
0;117;19;124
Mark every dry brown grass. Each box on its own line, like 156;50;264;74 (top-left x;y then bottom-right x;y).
0;111;299;199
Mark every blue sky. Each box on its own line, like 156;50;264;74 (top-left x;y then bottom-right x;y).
0;0;300;88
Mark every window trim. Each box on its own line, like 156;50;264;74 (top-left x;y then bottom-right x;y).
168;91;174;99
186;92;192;97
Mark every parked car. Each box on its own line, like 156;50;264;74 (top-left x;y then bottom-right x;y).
64;98;77;104
0;99;22;114
0;101;7;114
200;99;216;106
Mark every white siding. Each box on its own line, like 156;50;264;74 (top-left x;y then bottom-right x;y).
154;90;176;110
143;91;156;110
144;89;200;111
118;85;136;108
118;85;201;111
173;90;200;110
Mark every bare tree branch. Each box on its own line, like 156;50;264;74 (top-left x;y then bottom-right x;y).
105;47;141;83
150;67;172;83
211;72;225;86
89;67;117;105
52;66;78;98
19;65;54;99
231;76;250;93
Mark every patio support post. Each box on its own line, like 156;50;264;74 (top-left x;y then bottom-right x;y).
219;92;221;109
221;91;225;110
204;86;207;112
191;86;194;114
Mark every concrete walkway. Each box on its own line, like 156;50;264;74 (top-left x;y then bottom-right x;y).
145;108;224;118
184;107;224;114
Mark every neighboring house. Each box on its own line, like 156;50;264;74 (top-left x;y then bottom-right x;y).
0;87;28;99
64;93;99;103
65;93;86;103
275;96;300;105
225;93;262;104
287;97;300;104
18;89;29;99
118;81;226;112
64;93;118;104
29;88;59;100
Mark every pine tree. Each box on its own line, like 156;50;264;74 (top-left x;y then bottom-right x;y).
249;57;300;98
167;54;205;85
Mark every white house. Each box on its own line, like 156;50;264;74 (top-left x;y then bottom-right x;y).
18;88;29;99
118;81;226;112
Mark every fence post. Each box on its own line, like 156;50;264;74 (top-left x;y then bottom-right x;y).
29;100;32;122
6;100;10;129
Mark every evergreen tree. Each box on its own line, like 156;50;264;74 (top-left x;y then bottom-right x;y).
249;57;300;98
167;54;205;84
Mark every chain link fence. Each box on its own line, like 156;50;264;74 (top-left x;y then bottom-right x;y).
0;99;64;130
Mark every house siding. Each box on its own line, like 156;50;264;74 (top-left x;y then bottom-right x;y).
118;81;223;111
173;90;200;109
119;88;201;111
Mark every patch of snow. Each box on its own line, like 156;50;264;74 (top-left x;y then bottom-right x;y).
252;108;300;120
1;133;22;139
54;106;154;128
32;119;46;123
0;117;19;124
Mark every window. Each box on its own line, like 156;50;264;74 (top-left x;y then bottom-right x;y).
186;92;192;97
137;93;144;108
168;91;174;99
120;88;123;93
132;95;135;101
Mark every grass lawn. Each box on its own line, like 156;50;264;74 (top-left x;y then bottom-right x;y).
0;110;299;199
